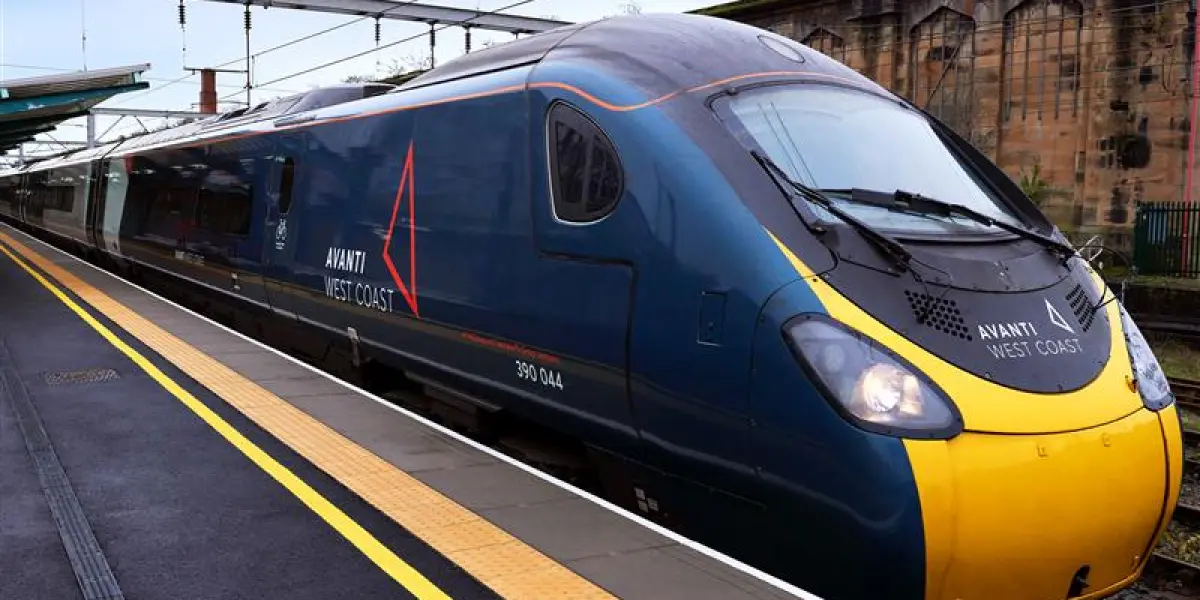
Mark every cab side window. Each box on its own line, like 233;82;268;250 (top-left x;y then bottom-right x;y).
278;157;296;215
548;102;624;223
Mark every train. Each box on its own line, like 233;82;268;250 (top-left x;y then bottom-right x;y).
0;13;1184;600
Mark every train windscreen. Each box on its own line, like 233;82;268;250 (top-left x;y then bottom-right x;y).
718;83;1023;236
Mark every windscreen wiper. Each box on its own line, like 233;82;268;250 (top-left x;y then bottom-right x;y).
750;150;912;273
828;187;1076;261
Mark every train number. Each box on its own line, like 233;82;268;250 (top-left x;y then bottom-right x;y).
516;360;564;390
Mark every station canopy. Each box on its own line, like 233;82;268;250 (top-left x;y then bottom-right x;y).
0;63;150;156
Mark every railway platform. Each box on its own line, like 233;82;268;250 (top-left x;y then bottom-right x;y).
0;222;810;600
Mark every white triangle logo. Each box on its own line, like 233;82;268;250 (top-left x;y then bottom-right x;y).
1045;299;1075;334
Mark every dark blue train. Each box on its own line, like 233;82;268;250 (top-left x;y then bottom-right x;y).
0;13;1184;600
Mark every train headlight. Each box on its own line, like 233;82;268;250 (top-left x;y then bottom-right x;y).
784;315;963;439
1117;303;1174;411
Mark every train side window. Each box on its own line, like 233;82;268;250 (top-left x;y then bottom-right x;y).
192;145;254;238
548;102;623;223
196;185;252;237
278;157;296;215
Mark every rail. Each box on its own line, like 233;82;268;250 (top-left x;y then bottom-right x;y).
1171;377;1200;407
1143;376;1200;595
1169;377;1198;446
1135;316;1200;346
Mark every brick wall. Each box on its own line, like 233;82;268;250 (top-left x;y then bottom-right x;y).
698;0;1200;249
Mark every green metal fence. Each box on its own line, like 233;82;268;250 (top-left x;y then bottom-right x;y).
1133;202;1200;277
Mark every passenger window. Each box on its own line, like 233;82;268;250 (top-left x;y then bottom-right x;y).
548;103;623;223
278;157;296;215
196;186;252;237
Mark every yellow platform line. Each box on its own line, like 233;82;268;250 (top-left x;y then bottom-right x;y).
0;230;615;600
0;238;449;600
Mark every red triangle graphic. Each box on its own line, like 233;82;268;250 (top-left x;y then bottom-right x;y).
382;141;419;318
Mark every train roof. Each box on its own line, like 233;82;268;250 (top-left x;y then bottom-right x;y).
397;22;588;90
0;13;889;176
552;13;886;97
403;13;887;99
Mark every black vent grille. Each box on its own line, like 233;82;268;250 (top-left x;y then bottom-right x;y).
905;291;972;340
1065;284;1097;332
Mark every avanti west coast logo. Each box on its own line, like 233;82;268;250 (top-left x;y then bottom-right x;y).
977;298;1082;360
320;141;420;317
1044;298;1075;334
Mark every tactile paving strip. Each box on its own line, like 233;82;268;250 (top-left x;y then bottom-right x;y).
0;231;615;600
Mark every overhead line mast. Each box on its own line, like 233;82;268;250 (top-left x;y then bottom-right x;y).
244;1;252;107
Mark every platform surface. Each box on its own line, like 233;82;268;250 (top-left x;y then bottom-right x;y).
0;222;811;600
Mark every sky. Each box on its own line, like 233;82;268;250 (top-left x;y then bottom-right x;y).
0;0;718;160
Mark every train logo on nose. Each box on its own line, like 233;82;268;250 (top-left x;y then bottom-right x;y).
1045;299;1075;334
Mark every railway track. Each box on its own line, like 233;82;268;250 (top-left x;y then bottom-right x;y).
1172;377;1200;408
1141;377;1200;597
1170;377;1200;449
1141;551;1200;598
1135;316;1200;346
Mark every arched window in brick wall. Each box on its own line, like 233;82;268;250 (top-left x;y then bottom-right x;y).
802;27;848;65
1001;0;1084;122
908;7;977;136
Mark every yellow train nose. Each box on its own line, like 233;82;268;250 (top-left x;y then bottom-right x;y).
903;405;1183;600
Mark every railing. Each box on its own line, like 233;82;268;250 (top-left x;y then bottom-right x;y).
1134;202;1200;277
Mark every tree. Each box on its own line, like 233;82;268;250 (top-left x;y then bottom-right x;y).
1018;163;1049;207
341;54;427;84
1017;161;1071;208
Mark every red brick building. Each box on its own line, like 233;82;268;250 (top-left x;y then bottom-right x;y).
695;0;1200;248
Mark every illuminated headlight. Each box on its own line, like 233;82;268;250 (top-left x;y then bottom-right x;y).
784;315;963;439
1117;303;1174;411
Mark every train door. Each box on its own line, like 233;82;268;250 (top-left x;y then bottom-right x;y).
181;140;272;308
16;172;30;224
529;100;638;454
85;159;103;250
0;171;20;221
261;136;302;319
21;169;46;227
95;157;130;261
17;173;30;225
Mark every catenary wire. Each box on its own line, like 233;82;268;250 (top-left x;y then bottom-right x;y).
111;0;426;106
224;0;535;98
